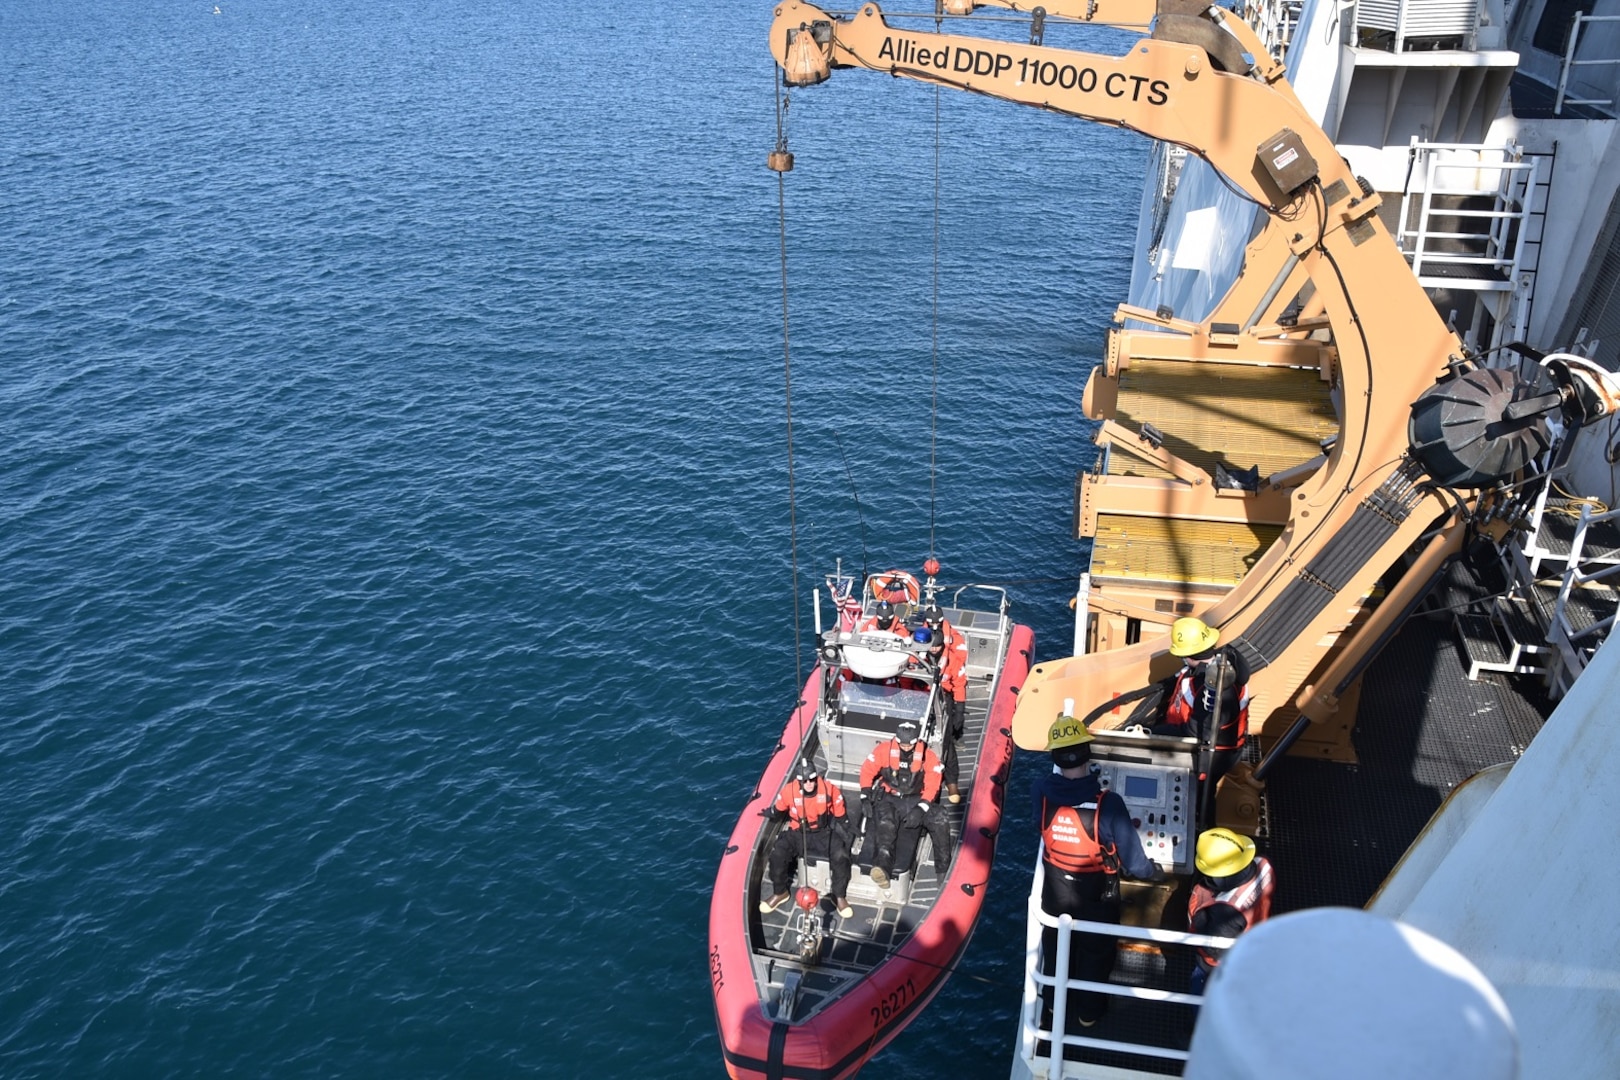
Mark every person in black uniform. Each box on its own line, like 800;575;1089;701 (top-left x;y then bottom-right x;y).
1033;716;1158;1028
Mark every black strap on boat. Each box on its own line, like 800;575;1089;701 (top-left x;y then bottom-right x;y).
766;1020;791;1080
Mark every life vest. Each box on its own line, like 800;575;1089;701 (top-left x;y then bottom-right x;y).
1165;662;1250;750
776;780;846;832
864;739;938;798
856;616;905;636
936;621;969;700
1040;796;1116;874
1188;856;1275;965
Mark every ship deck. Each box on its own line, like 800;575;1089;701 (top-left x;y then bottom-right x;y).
1054;601;1556;1072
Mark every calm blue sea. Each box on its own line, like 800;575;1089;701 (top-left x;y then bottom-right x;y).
1;1;1142;1074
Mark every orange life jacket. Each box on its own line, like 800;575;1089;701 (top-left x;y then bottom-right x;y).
1165;664;1250;750
1040;796;1116;874
861;739;941;800
775;779;847;832
935;621;968;700
1188;857;1275;965
856;615;906;636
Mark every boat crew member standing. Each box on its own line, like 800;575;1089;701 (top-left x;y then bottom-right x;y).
921;604;969;741
1152;616;1251;787
1186;827;1274;995
1035;717;1157;1027
858;719;951;888
762;759;856;919
922;604;969;805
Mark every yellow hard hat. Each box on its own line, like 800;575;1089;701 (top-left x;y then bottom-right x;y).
1046;715;1095;751
1169;616;1220;658
1196;828;1257;877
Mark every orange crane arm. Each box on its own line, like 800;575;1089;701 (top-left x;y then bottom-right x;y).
771;1;1464;750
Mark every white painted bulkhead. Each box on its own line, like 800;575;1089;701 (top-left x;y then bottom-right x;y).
1367;632;1620;1079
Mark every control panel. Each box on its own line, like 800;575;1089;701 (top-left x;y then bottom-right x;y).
1093;758;1193;874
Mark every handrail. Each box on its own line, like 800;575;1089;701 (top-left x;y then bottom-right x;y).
1547;502;1620;693
1016;858;1238;1073
1556;14;1620;116
1397;141;1539;345
1347;0;1482;53
1072;572;1092;658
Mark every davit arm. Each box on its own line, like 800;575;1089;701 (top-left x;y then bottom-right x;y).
770;1;1468;751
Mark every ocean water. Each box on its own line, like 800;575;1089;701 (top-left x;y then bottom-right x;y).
0;1;1143;1075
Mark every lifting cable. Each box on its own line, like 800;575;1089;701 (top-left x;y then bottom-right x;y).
771;70;812;874
929;76;941;560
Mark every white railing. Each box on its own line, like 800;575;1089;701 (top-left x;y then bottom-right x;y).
1397;141;1540;347
1546;502;1620;696
1351;0;1481;51
1556;14;1620;116
1015;861;1236;1078
1072;572;1092;658
1240;0;1302;63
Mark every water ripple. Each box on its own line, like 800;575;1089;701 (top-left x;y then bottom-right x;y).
1;0;1135;1075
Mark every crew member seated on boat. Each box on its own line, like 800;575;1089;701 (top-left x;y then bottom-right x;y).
858;719;951;888
1186;827;1274;995
1035;717;1158;1028
1151;617;1251;787
856;599;904;635
761;759;856;920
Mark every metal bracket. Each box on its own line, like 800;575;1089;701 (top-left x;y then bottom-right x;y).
1030;6;1046;45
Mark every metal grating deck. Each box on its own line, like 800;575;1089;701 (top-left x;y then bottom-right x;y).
1261;615;1552;912
1090;514;1283;588
1050;613;1555;1075
1110;360;1339;479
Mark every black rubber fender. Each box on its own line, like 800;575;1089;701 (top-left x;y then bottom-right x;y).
1151;12;1253;76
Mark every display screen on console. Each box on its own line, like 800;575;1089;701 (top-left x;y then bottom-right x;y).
1123;775;1159;800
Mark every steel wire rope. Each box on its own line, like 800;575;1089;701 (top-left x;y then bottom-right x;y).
835;431;872;580
930;62;941;560
773;71;812;875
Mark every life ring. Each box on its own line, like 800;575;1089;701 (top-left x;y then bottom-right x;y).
868;570;921;605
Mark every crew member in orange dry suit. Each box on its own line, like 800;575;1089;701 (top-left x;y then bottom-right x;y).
1186;827;1274;995
1034;718;1158;1027
921;604;968;804
855;598;905;635
858;719;951;888
761;759;856;919
1151;617;1251;788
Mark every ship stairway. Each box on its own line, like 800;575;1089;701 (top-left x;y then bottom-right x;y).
1397;140;1546;352
1448;478;1620;696
1540;501;1620;696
